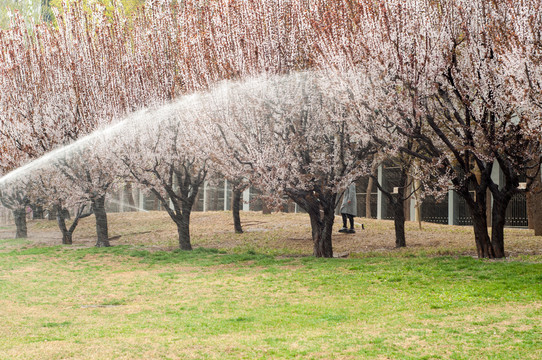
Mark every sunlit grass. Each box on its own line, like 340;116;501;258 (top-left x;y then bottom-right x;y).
0;211;541;359
0;246;541;359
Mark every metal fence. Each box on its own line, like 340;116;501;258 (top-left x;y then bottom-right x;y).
420;195;449;224
505;193;528;227
455;191;528;227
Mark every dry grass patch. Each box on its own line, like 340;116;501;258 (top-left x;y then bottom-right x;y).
1;211;541;259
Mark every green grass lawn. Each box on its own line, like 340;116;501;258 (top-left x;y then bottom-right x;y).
0;243;541;359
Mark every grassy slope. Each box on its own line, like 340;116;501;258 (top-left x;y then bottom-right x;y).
0;212;541;359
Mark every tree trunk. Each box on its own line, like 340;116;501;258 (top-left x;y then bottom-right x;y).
177;204;192;250
55;204;91;245
455;183;496;259
393;198;406;248
527;191;542;236
285;189;337;257
471;206;495;259
393;168;409;248
56;205;72;245
526;174;542;235
382;192;407;248
307;205;335;258
61;229;73;245
415;178;422;230
91;195;110;247
13;209;27;238
232;188;243;233
61;208;70;220
490;196;509;259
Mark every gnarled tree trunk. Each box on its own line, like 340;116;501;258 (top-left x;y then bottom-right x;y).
176;202;193;251
56;205;73;245
307;206;335;258
490;195;510;259
455;180;497;259
469;200;496;258
374;165;408;248
289;190;337;258
91;195;110;247
13;209;27;239
55;203;92;245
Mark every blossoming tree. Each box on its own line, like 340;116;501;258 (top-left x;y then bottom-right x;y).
29;167;93;244
114;104;208;250
0;2;136;245
203;72;375;257
311;0;542;258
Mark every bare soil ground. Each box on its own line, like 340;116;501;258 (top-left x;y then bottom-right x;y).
1;211;541;259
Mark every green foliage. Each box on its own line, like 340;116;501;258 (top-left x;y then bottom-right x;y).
49;0;144;21
0;0;147;28
0;0;44;28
